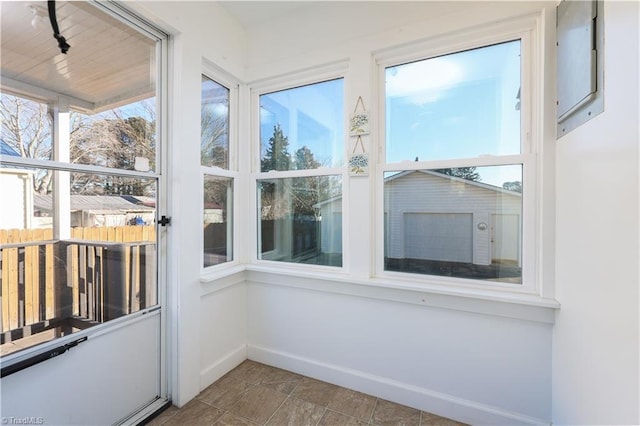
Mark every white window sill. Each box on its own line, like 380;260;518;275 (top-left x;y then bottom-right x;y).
200;263;246;296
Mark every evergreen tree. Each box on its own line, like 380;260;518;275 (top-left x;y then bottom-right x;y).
502;181;522;193
432;166;481;182
293;145;321;170
261;124;291;172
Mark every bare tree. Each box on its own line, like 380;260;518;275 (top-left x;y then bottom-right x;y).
2;93;158;196
201;102;229;168
0;94;54;193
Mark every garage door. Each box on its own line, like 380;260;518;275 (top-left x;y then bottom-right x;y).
404;213;472;262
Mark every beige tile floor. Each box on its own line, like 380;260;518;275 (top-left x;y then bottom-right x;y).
146;360;467;426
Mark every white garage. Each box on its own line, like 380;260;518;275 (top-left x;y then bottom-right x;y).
404;212;473;263
384;170;522;266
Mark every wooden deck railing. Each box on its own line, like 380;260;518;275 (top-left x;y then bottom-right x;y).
0;226;156;348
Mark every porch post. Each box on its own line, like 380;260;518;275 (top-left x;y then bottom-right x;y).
50;98;72;333
50;98;71;240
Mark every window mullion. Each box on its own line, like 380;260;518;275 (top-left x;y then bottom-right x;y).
382;155;527;173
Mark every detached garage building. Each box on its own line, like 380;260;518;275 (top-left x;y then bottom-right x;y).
384;170;522;267
316;169;522;271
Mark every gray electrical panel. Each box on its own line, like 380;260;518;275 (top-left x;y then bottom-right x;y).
556;0;604;137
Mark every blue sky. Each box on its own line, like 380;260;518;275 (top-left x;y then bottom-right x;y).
260;79;344;169
385;40;522;187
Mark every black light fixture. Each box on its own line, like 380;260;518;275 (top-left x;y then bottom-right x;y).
47;0;70;54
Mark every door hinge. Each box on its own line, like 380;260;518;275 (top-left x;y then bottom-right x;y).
158;215;172;227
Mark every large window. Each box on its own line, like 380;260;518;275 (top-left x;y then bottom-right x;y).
201;74;235;268
257;78;344;266
382;40;527;285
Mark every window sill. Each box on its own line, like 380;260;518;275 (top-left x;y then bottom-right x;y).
244;264;559;324
200;263;246;296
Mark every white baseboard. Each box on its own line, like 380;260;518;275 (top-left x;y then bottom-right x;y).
200;344;247;391
247;344;550;426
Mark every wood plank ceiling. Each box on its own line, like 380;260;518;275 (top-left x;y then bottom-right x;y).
1;1;156;113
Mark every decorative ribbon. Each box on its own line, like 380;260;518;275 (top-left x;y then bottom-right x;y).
353;96;366;113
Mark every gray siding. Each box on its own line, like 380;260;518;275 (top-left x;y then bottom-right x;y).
385;171;521;265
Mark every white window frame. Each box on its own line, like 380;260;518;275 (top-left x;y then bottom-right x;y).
374;15;544;296
200;61;240;273
249;63;350;273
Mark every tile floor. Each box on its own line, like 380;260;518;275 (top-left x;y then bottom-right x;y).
146;360;467;426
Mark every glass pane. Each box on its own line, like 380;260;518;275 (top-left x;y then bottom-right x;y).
258;176;342;266
201;76;230;168
384;165;522;283
73;99;157;171
386;41;521;162
0;93;53;162
260;79;344;171
204;176;233;267
0;169;157;356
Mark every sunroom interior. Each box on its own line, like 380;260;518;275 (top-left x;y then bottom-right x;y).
0;1;638;426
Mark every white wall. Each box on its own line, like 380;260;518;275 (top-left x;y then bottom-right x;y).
0;170;32;229
247;274;553;424
553;1;640;424
129;1;249;407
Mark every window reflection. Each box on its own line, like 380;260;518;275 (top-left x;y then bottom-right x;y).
385;40;521;162
258;176;342;266
203;176;233;267
260;79;344;171
384;165;522;283
201;76;230;169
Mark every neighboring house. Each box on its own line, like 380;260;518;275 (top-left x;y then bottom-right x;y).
33;195;155;228
203;201;224;224
316;170;522;266
0;139;34;229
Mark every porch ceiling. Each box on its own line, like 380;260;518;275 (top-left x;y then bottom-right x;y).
0;1;156;113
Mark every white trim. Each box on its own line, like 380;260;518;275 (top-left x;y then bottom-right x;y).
0;78;95;113
199;266;245;295
250;69;349;269
0;155;161;179
200;65;241;275
248;344;551;426
373;13;540;67
248;59;349;94
201;166;239;179
382;155;530;172
254;167;344;180
155;17;171;406
199;344;247;392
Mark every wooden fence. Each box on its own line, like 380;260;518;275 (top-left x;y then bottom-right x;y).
0;226;156;349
